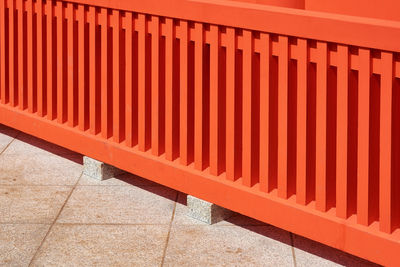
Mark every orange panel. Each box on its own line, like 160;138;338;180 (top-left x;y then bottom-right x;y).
1;1;400;266
0;0;5;104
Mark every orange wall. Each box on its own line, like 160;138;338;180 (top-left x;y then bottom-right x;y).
226;0;305;8
306;0;400;21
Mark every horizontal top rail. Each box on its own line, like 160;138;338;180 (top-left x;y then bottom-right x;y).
57;0;400;53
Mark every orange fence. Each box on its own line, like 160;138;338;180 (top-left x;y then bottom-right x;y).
0;0;400;265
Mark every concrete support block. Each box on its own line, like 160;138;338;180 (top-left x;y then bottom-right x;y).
83;156;124;180
187;195;234;224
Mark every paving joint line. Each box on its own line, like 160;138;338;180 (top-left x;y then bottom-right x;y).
28;171;83;266
160;192;179;267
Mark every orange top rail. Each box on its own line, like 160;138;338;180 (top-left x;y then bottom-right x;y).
57;0;400;53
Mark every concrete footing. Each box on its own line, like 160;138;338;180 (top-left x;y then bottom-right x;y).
83;156;123;180
187;195;234;224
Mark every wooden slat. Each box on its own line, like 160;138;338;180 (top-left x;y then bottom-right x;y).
78;5;85;131
259;32;270;192
66;3;75;127
138;13;146;151
296;38;307;204
151;15;160;154
100;7;108;138
242;29;252;187
17;0;23;109
210;24;220;175
9;0;16;107
47;0;55;120
37;0;44;116
88;6;97;134
112;10;121;142
357;48;370;226
336;45;349;218
27;0;34;112
194;22;203;170
125;12;133;146
277;36;288;198
179;20;189;165
225;27;235;181
315;41;328;211
0;0;5;104
165;17;174;160
379;51;393;233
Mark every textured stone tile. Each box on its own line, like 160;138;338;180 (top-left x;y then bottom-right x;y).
0;125;19;152
31;224;168;267
57;185;177;224
164;224;294;267
0;224;49;267
0;153;82;186
78;172;159;187
4;132;77;156
292;235;380;267
0;186;71;223
173;193;268;226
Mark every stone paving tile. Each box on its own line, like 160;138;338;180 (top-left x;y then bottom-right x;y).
164;224;294;267
173;192;267;226
0;186;72;224
78;172;159;187
0;224;50;267
57;185;177;224
0;153;82;186
31;224;169;267
3;132;78;156
292;235;380;267
0;124;19;152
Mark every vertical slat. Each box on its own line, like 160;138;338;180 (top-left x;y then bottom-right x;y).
37;0;44;116
112;10;120;142
27;0;33;112
0;0;5;104
66;3;74;127
259;32;270;192
336;45;349;218
242;29;252;187
277;35;288;198
9;0;16;106
165;17;174;160
56;0;64;123
357;48;370;225
78;5;85;131
210;24;220;175
151;15;160;154
379;52;393;233
17;0;23;109
315;41;328;211
88;6;96;134
225;27;235;181
179;20;189;165
138;13;146;151
100;7;108;138
125;12;133;146
296;38;307;204
194;22;203;170
47;0;55;120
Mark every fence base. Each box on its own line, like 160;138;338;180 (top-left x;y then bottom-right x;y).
187;195;234;224
83;156;123;180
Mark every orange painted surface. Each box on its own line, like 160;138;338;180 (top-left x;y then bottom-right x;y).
0;1;400;266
